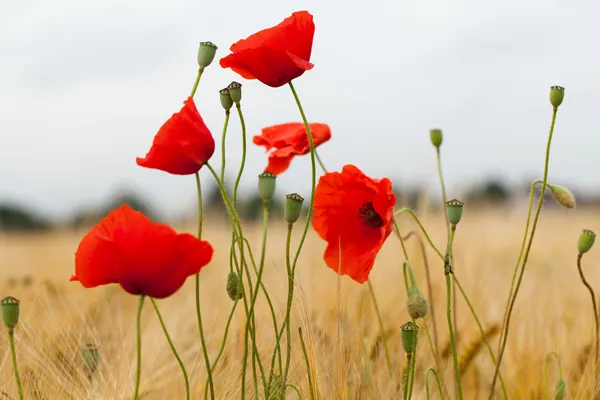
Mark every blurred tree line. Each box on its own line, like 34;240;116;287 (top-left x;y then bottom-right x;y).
0;177;594;233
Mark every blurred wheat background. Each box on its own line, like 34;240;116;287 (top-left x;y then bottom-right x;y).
1;198;598;399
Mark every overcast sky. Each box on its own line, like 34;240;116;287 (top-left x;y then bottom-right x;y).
1;0;598;219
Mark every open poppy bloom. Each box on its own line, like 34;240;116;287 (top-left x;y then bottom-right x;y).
220;11;315;87
136;97;215;175
253;122;331;175
70;205;213;298
312;165;396;283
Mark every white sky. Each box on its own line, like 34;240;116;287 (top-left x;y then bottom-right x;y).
1;0;599;219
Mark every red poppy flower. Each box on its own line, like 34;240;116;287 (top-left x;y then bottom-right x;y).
136;97;215;175
253;122;331;175
70;205;213;299
312;165;396;283
220;11;315;88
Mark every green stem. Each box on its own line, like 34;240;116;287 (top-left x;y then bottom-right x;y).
577;253;599;394
367;279;392;375
190;68;204;98
444;227;463;400
232;103;247;208
315;150;327;173
543;351;563;399
408;334;419;400
497;179;542;354
402;352;413;400
394;208;444;260
283;223;295;383
194;172;215;400
8;331;23;400
299;327;316;400
425;368;444;400
133;295;146;400
490;107;559;397
150;298;190;400
220;111;231;184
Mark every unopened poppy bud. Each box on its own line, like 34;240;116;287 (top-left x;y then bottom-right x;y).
446;199;464;226
284;193;304;224
82;343;100;374
1;296;19;331
548;184;576;209
554;379;566;400
400;321;418;354
549;86;565;108
430;129;443;148
578;229;596;255
197;41;218;69
226;271;244;300
407;286;428;319
228;81;242;104
219;88;233;111
258;172;277;203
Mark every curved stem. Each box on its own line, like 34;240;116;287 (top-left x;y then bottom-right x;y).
190;68;204;98
315;150;328;173
220;111;231;184
232;103;247;208
283;224;295;383
497;179;543;354
133;295;146;400
425;368;444;400
577;253;599;393
299;327;316;400
490;107;559;397
543;351;563;399
7;331;23;400
150;298;190;400
194;172;215;400
394;208;444;259
367;279;392;375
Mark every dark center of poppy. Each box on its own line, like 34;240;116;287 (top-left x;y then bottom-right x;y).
358;202;384;228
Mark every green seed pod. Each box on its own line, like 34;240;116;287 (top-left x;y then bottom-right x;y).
578;229;596;255
1;296;19;331
226;271;244;301
549;86;565;108
219;88;233;111
258;172;277;203
548;184;576;209
400;321;419;354
429;129;443;148
284;193;304;224
82;343;100;374
553;378;566;400
228;81;242;104
445;199;464;226
407;285;428;319
197;41;218;69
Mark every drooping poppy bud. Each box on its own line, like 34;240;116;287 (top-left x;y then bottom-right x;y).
226;271;244;301
197;41;218;69
549;86;565;108
554;379;566;400
548;184;576;209
446;199;464;226
407;286;428;319
284;193;304;224
1;296;19;331
578;229;596;255
258;172;277;203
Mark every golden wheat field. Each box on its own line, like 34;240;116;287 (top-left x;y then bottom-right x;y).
1;204;599;399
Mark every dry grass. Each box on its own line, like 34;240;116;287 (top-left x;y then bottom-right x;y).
0;206;599;399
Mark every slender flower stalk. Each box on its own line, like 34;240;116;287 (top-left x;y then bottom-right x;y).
299;327;316;400
150;298;190;400
490;97;561;397
193;172;215;400
315;150;327;173
577;252;599;394
220;110;231;183
282;223;295;383
232;103;247;207
8;331;23;400
367;279;392;375
190;69;204;98
425;368;444;400
444;225;463;399
133;295;146;400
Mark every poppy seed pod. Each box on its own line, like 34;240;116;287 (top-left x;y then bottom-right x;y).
258;172;277;203
578;229;596;255
430;129;443;148
407;285;428;319
197;41;218;69
219;88;233;111
82;343;100;374
284;193;304;224
554;379;566;400
549;86;565;108
1;296;19;331
228;81;242;104
548;184;576;209
400;321;419;354
226;271;244;301
446;199;464;226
